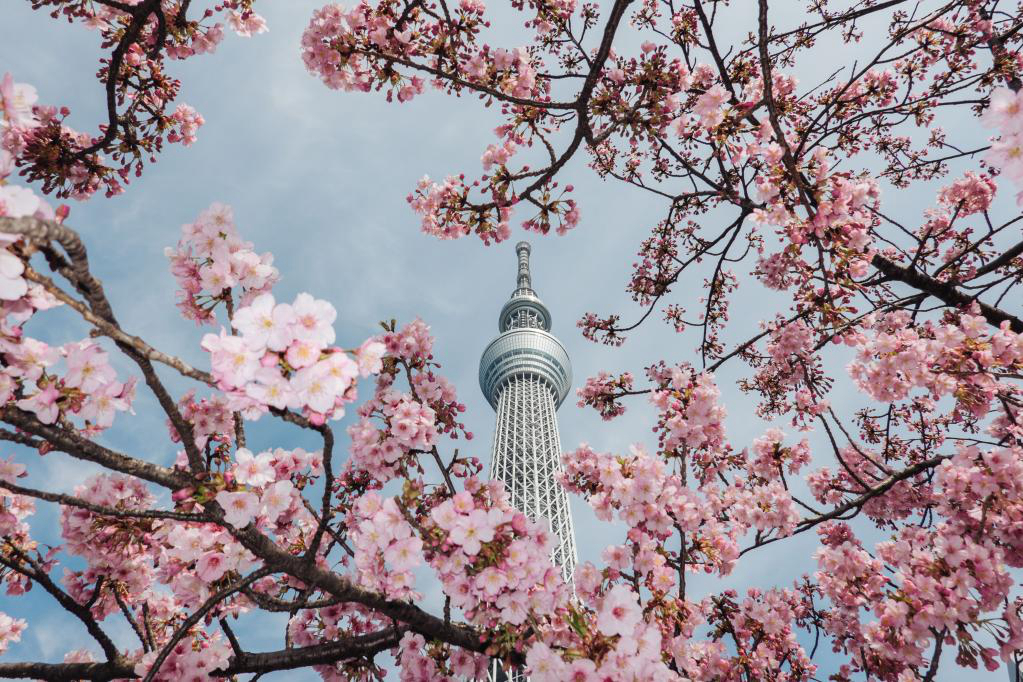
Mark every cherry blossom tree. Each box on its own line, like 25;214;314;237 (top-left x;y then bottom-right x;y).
1;0;1023;680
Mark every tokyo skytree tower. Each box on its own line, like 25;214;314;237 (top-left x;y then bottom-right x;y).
478;241;577;580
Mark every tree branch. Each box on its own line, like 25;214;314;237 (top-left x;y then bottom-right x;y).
871;254;1023;332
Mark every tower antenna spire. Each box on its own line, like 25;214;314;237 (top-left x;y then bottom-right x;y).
515;241;532;292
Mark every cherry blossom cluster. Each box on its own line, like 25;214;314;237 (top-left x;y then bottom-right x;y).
0;71;119;201
908;171;1003;283
51;473;262;681
1;75;62;307
166;104;205;147
846;309;1023;419
202;291;385;422
168;389;237;451
52;448;325;679
0;612;24;657
562;443;740;579
814;504;1023;679
133;635;234;681
301;0;589;244
60;474;160;616
0;457;33;605
289;602;400;681
422;477;568;631
524;589;679;680
749;427;811;481
208;446;319;530
575;370;633;420
750;316;831;428
3;337;135;432
522;581;813;681
348;391;439;480
345;318;470;481
350;492;425;600
301;3;540;103
649;365;729;474
983;87;1023;205
164;203;279;324
407;174;512;243
672;588;816;682
12;3;268;198
396;631;488;681
0;456;31;548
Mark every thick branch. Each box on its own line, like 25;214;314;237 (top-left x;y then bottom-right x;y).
0;406;187;489
228;626;405;674
0;626;404;680
0;546;119;661
230;525;495;659
0;479;201;521
871;254;1023;332
0;660;134;681
24;266;214;385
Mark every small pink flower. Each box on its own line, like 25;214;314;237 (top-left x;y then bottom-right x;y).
290;293;336;347
233;448;275;487
16;384;60;424
384;535;424;571
215;490;259;527
596;584;642;637
195;550;229;583
355;339;386;377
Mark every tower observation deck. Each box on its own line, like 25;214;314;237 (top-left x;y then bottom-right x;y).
479;241;577;579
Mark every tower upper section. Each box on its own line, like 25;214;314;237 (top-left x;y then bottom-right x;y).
480;242;572;409
498;242;553;333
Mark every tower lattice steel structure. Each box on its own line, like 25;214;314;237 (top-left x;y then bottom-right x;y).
479;241;577;580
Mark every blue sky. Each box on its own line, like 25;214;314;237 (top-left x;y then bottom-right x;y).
0;1;1016;680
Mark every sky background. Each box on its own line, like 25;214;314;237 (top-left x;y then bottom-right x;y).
0;1;1016;680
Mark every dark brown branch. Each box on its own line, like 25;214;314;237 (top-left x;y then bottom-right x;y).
75;0;164;160
871;254;1023;332
0;660;135;681
0;626;405;680
0;545;119;661
142;568;273;682
305;425;335;562
0;406;187;489
971;238;1023;278
0;479;201;521
229;525;498;660
227;626;405;674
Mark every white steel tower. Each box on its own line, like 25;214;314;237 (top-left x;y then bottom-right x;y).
479;241;577;579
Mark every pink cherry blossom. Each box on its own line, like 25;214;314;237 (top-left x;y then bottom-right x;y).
0;247;27;300
233;448;275;487
260;480;295;522
355;339;385;377
195;550;230;583
232;293;295;351
215;490;259;527
79;381;131;428
0;612;26;655
0;73;38;128
982;87;1023;134
16;383;60;424
596;584;642;637
290;292;336;347
63;341;116;393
